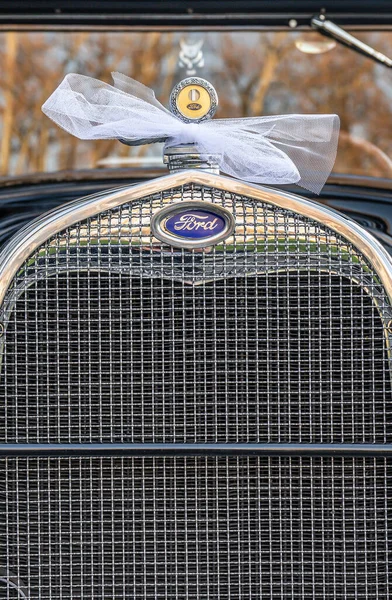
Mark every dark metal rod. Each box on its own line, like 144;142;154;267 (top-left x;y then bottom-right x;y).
1;443;392;457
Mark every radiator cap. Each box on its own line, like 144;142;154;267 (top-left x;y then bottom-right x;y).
169;77;218;123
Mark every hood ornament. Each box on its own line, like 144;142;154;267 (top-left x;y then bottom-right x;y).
165;77;220;174
178;38;205;75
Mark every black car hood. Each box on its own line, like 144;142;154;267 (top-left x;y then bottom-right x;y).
2;1;392;27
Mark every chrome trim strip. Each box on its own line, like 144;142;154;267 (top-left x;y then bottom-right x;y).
0;170;392;306
2;443;392;457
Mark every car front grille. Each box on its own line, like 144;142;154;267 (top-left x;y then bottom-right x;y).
0;271;391;445
1;456;391;599
0;182;391;598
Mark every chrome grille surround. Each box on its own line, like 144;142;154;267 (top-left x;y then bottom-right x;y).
0;171;392;599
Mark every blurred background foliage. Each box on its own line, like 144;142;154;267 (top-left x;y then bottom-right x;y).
0;30;392;178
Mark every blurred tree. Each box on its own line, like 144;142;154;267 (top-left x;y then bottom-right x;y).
0;32;17;175
0;30;391;179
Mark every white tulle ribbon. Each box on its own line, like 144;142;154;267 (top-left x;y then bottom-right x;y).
42;72;340;194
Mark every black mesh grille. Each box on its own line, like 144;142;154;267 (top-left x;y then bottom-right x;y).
0;271;391;444
1;456;391;599
0;584;21;600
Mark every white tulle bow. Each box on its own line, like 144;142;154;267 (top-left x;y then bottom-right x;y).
42;72;340;194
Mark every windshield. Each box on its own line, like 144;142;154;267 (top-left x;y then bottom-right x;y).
1;30;391;180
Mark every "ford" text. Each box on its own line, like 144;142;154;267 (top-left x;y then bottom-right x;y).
173;213;219;232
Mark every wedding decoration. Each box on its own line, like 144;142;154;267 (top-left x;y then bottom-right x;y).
42;72;340;194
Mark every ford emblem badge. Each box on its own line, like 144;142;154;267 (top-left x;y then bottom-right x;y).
151;201;235;249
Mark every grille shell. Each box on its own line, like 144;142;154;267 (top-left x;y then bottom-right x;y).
0;178;391;599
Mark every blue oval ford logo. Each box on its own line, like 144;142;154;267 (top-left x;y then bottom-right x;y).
165;209;225;239
151;201;235;249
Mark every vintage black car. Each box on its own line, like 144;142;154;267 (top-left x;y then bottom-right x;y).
0;2;392;599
